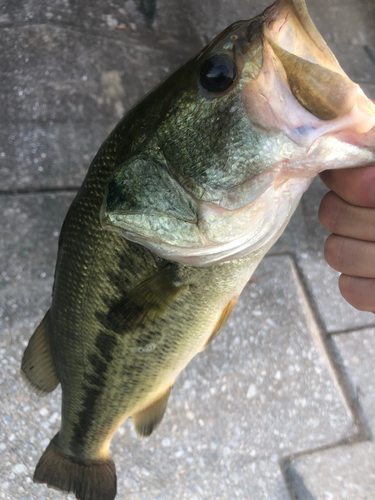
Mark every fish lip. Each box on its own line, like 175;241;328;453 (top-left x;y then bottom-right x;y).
260;0;345;77
262;0;340;71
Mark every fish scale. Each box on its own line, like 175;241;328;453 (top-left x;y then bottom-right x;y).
21;1;375;499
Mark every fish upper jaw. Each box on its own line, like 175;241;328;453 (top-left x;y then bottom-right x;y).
242;0;375;150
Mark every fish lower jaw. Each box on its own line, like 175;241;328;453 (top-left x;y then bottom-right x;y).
306;100;375;148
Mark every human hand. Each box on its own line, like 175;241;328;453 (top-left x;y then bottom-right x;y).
318;166;375;313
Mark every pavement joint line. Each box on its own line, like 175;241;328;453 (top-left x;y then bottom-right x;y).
0;187;79;196
0;117;112;124
265;252;375;332
285;252;370;439
323;333;374;441
0;20;199;46
277;253;373;496
328;323;375;336
0;20;140;38
279;435;372;500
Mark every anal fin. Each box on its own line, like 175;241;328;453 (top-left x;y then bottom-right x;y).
201;296;239;351
21;310;60;396
132;385;173;437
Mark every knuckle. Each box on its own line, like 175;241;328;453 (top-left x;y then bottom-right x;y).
318;191;342;233
355;167;375;208
342;166;375;208
338;275;360;309
324;234;344;271
339;275;375;312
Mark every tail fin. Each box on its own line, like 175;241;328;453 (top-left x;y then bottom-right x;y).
34;434;117;500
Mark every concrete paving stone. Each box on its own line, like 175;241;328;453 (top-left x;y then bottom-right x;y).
286;323;375;499
3;0;375;66
156;0;375;81
286;441;375;500
0;0;272;39
306;0;375;83
1;24;200;124
281;299;375;498
0;23;202;191
366;46;375;68
0;122;107;191
154;0;270;40
0;192;74;332
307;0;375;46
273;178;375;333
158;0;375;85
0;195;354;498
0;0;159;31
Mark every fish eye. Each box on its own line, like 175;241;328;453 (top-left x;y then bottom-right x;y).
199;55;237;94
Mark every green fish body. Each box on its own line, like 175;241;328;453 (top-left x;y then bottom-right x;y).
22;1;375;499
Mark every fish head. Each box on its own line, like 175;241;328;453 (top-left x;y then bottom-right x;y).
101;0;375;266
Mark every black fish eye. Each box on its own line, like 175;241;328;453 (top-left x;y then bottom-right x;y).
200;55;237;94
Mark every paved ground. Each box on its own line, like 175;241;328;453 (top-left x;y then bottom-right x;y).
1;1;375;499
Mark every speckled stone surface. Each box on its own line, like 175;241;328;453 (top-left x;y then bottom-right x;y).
285;328;375;500
0;193;74;330
1;0;375;499
286;441;375;500
334;328;375;434
0;24;202;191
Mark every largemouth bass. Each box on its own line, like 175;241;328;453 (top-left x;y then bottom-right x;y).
21;0;375;499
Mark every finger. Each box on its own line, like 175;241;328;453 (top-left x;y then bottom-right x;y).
319;165;375;208
339;275;375;313
324;234;375;278
319;191;375;241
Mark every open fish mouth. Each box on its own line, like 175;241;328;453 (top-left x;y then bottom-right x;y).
243;0;375;148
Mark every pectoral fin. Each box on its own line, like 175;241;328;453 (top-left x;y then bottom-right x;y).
107;267;187;335
132;385;173;437
21;310;60;396
201;296;238;351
